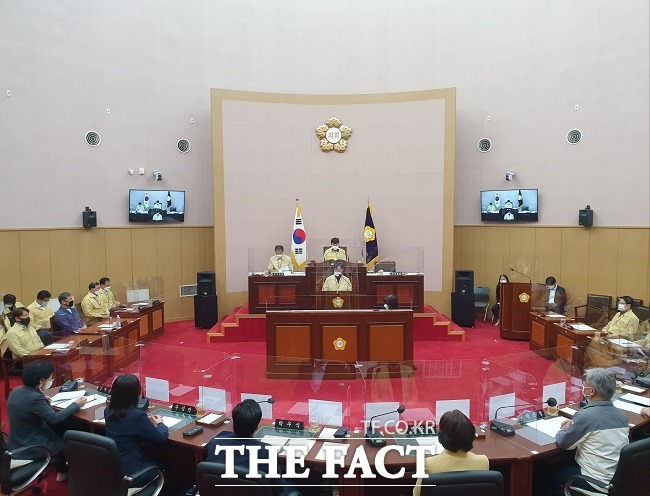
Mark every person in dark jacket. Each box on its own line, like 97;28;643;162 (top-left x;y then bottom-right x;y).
104;374;168;486
492;274;509;325
7;360;87;481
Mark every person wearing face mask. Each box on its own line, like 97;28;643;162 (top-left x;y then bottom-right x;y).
383;294;399;309
2;293;25;328
322;262;352;291
99;277;120;312
537;368;629;495
54;292;87;336
27;290;55;345
81;281;108;318
491;274;509;325
267;245;294;274
6;307;45;359
601;296;641;341
323;237;347;262
7;360;87;482
535;276;568;314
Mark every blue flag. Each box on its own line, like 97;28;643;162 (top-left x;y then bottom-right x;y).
363;203;379;269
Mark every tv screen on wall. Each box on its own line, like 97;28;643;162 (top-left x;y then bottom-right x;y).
481;189;538;222
129;190;185;223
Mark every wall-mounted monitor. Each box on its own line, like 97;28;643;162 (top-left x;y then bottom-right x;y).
481;189;538;222
129;190;185;223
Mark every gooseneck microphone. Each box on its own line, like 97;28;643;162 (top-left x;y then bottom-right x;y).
509;267;532;283
366;405;406;447
490;398;557;437
257;397;275;404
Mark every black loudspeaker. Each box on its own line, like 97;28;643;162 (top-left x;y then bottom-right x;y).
194;295;218;329
579;208;593;226
455;270;474;294
197;271;216;296
452;292;475;328
82;209;97;228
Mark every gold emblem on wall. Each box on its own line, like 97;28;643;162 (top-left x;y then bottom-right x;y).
519;292;530;303
332;296;345;308
333;337;347;351
316;117;352;153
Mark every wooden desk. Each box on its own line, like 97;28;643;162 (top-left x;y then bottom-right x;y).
248;274;305;313
554;323;596;372
77;319;141;372
111;301;165;341
529;312;574;351
500;283;532;340
266;309;414;379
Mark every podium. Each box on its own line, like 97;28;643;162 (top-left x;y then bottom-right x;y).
499;282;532;340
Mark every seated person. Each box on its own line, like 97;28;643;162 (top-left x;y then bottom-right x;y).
153;200;163;210
323;237;347;261
601;296;641;341
2;293;24;327
7;360;86;481
413;409;489;496
322;262;352;291
7;307;45;359
541;368;629;495
135;202;146;213
206;399;296;496
267;245;294;274
152;212;163;221
105;374;168;487
54;292;87;336
383;294;399;309
27;290;54;345
81;282;108;318
99;277;120;312
534;276;568;314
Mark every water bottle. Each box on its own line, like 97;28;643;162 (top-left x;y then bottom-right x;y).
115;315;122;329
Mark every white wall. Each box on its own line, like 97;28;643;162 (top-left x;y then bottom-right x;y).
1;0;648;227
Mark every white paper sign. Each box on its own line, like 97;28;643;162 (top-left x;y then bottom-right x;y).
308;399;343;427
199;386;227;412
543;382;567;407
488;393;516;419
435;399;470;422
364;402;400;428
145;377;170;403
241;393;274;419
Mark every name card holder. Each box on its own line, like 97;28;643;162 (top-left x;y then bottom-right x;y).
172;403;197;416
274;419;304;431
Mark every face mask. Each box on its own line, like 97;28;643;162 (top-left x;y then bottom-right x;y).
276;254;282;259
546;285;554;290
384;303;389;310
41;301;49;308
617;304;626;312
5;304;13;310
105;286;111;291
20;317;31;327
334;271;342;277
499;279;507;284
42;378;53;390
67;300;74;307
332;246;339;251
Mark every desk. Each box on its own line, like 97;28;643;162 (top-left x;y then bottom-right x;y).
77;319;140;371
529;312;574;351
266;309;414;379
554;323;596;371
111;301;165;341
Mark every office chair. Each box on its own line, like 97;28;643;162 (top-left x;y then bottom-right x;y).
0;432;51;496
196;462;301;496
63;431;164;496
419;470;504;496
564;437;650;496
474;286;490;322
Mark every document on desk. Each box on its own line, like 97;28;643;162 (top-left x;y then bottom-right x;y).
261;435;289;447
53;394;106;410
160;416;183;428
613;400;644;414
570;323;596;331
51;390;86;402
526;416;566;439
546;313;566;318
285;438;316;457
44;343;71;350
413;437;442;454
620;393;650;407
607;338;639;348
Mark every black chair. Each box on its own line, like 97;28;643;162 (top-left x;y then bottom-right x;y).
474;286;490;322
196;462;301;496
63;431;164;496
0;432;51;496
564;437;650;496
419;470;504;496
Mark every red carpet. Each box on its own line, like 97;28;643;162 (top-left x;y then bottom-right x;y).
1;318;537;496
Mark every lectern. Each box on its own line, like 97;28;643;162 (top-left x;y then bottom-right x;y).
499;282;532;340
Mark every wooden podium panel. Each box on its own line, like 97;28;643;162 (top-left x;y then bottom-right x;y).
112;301;165;341
500;283;532;340
266;310;414;378
248;275;304;313
529;312;574;351
366;274;425;312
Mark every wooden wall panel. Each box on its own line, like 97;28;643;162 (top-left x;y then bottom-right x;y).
0;231;22;298
535;228;562;286
453;227;462;272
77;229;106;293
484;227;510;304
156;228;182;320
49;230;80;300
587;228;619;298
131;229;158;280
459;227;486;284
560;228;590;303
18;231;52;304
508;229;537;281
205;228;215;273
105;230;133;301
617;229;649;301
181;228;207;317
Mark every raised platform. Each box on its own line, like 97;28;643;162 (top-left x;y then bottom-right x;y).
207;304;465;343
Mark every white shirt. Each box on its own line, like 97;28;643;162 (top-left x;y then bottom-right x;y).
548;286;557;305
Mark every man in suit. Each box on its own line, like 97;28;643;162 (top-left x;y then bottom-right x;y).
537;276;568;314
81;282;107;318
322;262;353;291
206;399;296;496
323;237;347;261
54;292;86;336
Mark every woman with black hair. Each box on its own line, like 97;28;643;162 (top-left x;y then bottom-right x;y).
492;274;509;325
104;374;168;483
413;410;489;496
383;294;399;310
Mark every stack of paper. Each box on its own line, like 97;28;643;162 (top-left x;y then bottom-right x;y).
620;393;650;407
613;400;644;414
526;416;566;438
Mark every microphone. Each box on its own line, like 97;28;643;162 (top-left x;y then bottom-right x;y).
490;398;557;437
366;405;406;447
257;397;275;404
509;267;532;283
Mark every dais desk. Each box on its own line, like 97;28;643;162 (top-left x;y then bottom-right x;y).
111;301;165;341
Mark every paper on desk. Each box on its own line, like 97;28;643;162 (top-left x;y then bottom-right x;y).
285;438;316;456
622;384;646;394
54;394;106;410
414;437;442;454
318;427;338;439
309;399;343;427
620;393;650;407
614;400;644;414
526;416;566;438
560;407;577;417
543;382;567;407
315;442;349;461
199;413;222;424
199;386;227;412
51;390;86;402
160;416;183;428
436;400;470;423
145;377;170;403
488;393;516;419
241;393;274;419
608;338;639;348
546;313;566;318
570;324;596;331
44;343;70;350
261;435;289;447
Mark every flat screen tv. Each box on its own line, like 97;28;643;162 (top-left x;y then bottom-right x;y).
481;189;538;222
129;190;185;223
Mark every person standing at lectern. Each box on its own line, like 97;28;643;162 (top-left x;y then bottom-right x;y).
536;276;567;314
323;237;347;261
491;274;509;325
322;262;352;291
267;245;293;274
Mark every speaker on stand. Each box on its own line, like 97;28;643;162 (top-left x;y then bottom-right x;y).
452;269;475;327
194;271;217;328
